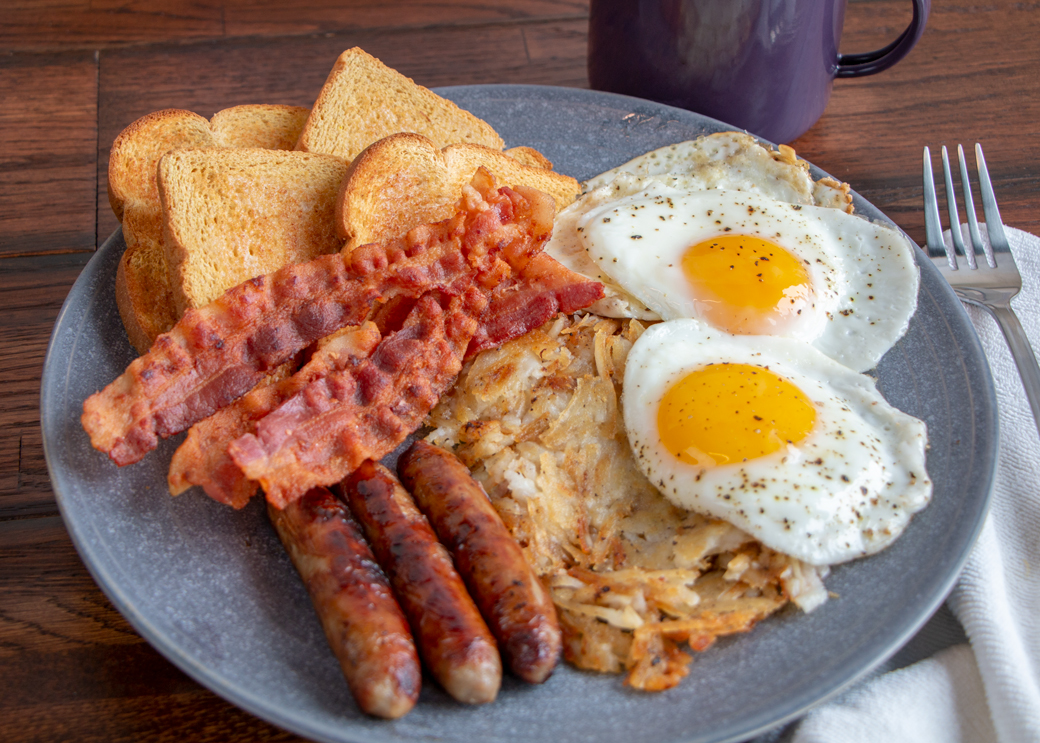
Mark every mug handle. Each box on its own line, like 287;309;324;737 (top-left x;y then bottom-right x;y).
835;0;930;78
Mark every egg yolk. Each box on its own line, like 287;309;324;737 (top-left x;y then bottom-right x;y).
658;363;816;467
682;235;813;335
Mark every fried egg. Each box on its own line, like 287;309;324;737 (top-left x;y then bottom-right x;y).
546;132;852;322
578;186;919;372
582;131;853;212
622;319;931;566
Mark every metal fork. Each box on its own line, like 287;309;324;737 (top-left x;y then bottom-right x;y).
923;143;1040;438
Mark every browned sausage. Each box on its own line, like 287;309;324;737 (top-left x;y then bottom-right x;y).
399;440;562;683
267;487;420;719
342;461;502;704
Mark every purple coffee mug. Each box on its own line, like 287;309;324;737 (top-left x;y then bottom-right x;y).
588;0;929;144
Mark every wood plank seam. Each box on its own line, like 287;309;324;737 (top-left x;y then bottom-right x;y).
4;12;591;55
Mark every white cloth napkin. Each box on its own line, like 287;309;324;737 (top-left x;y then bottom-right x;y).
787;225;1040;743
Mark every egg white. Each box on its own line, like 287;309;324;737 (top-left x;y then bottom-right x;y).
582;131;853;213
546;131;852;322
622;319;932;566
579;187;920;372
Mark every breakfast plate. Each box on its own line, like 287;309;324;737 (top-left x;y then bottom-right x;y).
41;85;997;743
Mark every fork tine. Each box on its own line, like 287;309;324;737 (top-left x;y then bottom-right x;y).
941;146;974;268
975;144;1012;261
923;146;955;268
958;144;994;268
925;143;1040;440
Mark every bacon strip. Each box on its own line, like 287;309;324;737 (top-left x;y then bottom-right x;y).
229;289;485;508
171;249;603;510
467;252;605;358
167;323;383;508
82;172;546;466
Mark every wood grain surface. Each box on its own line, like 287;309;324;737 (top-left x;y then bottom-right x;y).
1;0;1038;740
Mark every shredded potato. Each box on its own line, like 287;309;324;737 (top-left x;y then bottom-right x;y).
427;314;828;690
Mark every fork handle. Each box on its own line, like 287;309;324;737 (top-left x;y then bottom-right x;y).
988;304;1040;440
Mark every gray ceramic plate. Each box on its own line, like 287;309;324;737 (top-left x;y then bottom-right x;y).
41;85;997;743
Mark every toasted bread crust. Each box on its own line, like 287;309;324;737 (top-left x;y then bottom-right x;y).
297;48;504;162
503;146;554;170
337;133;579;252
108;109;214;219
115;244;174;355
115;203;178;354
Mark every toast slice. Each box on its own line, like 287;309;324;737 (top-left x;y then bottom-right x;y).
337;133;580;252
108;105;310;222
209;105;311;150
297;47;504;162
159;148;348;314
108;109;215;219
115;204;177;353
109;105;310;353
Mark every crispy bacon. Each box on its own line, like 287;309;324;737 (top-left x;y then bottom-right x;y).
229;289;485;508
167;324;383;508
171;248;603;510
467;252;605;358
82;171;552;466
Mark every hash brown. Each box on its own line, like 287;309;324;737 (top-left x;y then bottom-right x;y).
426;313;829;690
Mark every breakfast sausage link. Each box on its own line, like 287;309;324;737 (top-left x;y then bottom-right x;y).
399;440;563;683
342;461;502;704
268;487;421;719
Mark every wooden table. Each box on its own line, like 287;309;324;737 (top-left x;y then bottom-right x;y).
2;0;1038;739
